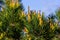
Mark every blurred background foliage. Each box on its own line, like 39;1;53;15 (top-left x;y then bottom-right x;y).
0;0;60;40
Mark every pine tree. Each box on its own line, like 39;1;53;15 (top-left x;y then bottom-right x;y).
0;0;24;40
0;0;59;40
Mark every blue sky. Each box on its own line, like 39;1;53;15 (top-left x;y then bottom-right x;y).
22;0;60;16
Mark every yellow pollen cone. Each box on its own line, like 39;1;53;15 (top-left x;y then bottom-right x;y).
50;23;54;30
28;13;31;22
39;18;43;26
24;27;29;33
16;0;19;7
10;0;15;8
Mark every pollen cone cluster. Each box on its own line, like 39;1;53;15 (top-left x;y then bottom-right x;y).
38;11;43;26
33;11;36;16
16;0;19;7
27;6;31;23
27;13;31;23
21;11;26;17
9;0;15;8
0;32;6;40
50;23;54;30
9;0;19;8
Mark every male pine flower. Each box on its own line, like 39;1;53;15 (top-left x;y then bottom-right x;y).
39;17;43;26
10;0;15;8
33;11;36;16
37;11;43;26
29;37;31;40
15;0;19;7
27;34;31;40
50;23;54;30
37;10;41;18
0;32;6;39
0;33;4;39
21;11;26;17
23;27;29;33
28;13;31;22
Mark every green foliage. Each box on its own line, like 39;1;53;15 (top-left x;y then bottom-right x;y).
56;8;60;21
0;0;60;40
